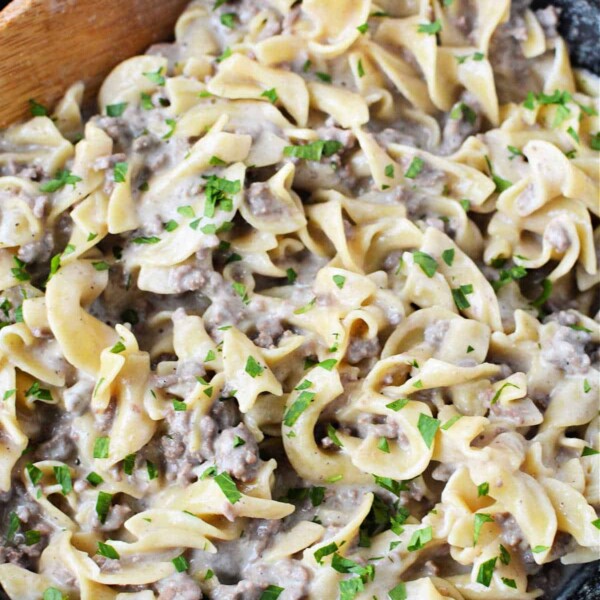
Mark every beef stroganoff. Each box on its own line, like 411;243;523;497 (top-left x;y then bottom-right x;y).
0;0;598;599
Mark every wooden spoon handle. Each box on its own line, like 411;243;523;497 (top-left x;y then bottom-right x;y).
0;0;189;127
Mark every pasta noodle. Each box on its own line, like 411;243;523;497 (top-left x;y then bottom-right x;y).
0;0;598;599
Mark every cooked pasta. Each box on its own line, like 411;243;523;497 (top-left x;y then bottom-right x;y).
0;0;598;599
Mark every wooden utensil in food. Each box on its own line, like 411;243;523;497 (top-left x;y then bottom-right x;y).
0;0;190;128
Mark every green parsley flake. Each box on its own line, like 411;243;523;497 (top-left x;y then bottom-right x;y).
357;59;365;78
412;250;438;277
173;399;187;412
260;88;278;103
132;236;161;244
485;156;512;192
326;423;343;447
86;472;104;487
357;23;369;34
386;398;409;411
473;513;494;545
377;437;390;453
476;556;497;587
491;382;518;405
113;162;128;183
162;118;177;140
214;471;242;504
259;586;284;600
106;102;128;117
52;465;72;495
404;157;424;179
172;554;189;572
93;436;110;459
6;512;19;541
43;587;65;600
283;140;343;161
582;446;599;457
25;381;53;402
317;358;337;371
110;340;126;354
40;169;82;193
440;414;462;430
29;99;48;116
220;12;236;28
283;391;316;427
245;356;264;378
314;541;338;563
451;284;474;310
143;67;165;86
332;274;346;289
294;297;316;315
407;525;433;551
477;482;489;497
146;460;158;480
417;414;440;448
502;578;517;589
97;541;120;559
316;72;332;83
417;20;442;34
442;248;455;266
123;453;136;475
532;545;549;553
140;92;154;110
530;278;553;309
216;47;232;63
233;435;246;448
95;491;113;523
450;102;476;124
388;582;407;600
499;544;511;565
232;281;250;305
339;577;363;600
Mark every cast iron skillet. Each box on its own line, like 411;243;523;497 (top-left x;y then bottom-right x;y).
0;0;597;599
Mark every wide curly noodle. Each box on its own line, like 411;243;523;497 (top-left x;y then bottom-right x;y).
0;0;598;599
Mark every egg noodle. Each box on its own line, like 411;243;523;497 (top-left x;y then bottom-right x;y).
0;0;598;599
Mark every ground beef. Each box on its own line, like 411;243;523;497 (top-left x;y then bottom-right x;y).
33;419;76;462
242;559;310;600
17;232;53;264
155;572;202;600
214;424;260;482
345;336;380;364
540;324;591;374
246;182;286;218
210;580;264;600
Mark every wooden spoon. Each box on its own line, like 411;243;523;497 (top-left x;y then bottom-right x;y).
0;0;190;128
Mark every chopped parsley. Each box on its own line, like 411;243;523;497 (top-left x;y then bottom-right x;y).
582;446;599;457
29;99;48;116
502;578;517;589
283;391;315;427
162;118;177;140
91;261;110;271
357;23;369;34
86;472;104;487
259;586;284;600
404;157;424;179
11;257;30;282
97;541;120;559
245;356;264;378
532;545;549;553
283;140;343;161
232;282;250;305
417;414;440;448
477;482;489;497
386;398;409;411
233;435;246;448
6;512;19;541
40;169;82;193
473;513;494;544
339;577;363;600
485;156;512;192
24;530;41;545
204;175;240;217
412;250;437;277
407;525;433;551
286;268;297;283
476;557;496;587
441;248;455;266
314;541;338;563
93;436;110;459
113;162;128;183
417;20;442;34
172;554;189;572
173;399;187;412
315;72;332;83
450;102;476;124
377;437;390;453
491;382;518;405
25;381;53;402
260;88;278;103
531;278;553;309
220;12;236;28
110;340;126;354
357;59;365;78
132;236;161;244
106;102;128;117
95;491;113;523
294;297;316;315
508;145;524;159
214;471;242;504
143;67;165;86
140;92;154;110
52;466;72;495
441;414;462;430
499;544;511;565
332;274;346;289
388;582;407;600
317;358;337;371
216;47;232;63
451;284;474;310
492;265;527;291
123;453;136;475
326;424;343;447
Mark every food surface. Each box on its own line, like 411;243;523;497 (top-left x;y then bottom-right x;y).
0;1;598;599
